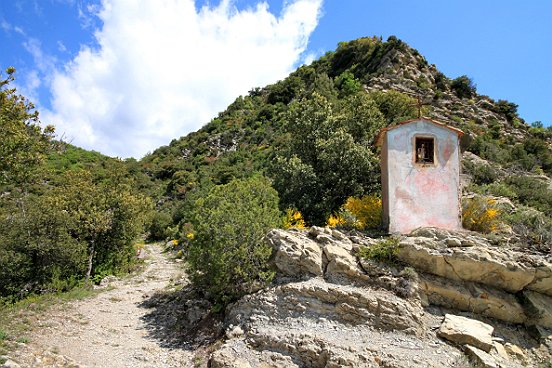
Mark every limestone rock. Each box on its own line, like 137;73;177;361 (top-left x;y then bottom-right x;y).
323;243;365;281
438;314;494;352
420;274;527;324
267;229;323;277
503;343;527;360
492;342;509;361
523;290;552;328
464;344;498;368
398;236;552;295
210;347;252;368
227;278;424;335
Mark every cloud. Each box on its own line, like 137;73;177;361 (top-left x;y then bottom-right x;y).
42;0;322;158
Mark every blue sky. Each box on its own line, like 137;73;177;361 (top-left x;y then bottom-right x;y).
1;0;551;158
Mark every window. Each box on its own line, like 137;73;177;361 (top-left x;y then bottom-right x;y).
415;137;434;164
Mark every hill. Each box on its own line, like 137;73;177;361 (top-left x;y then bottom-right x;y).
139;35;551;246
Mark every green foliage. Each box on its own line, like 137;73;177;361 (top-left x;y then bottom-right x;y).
357;237;400;265
0;167;152;297
464;161;498;185
148;211;175;241
462;197;500;233
451;75;476;99
272;92;381;224
506;176;552;214
334;71;362;97
502;207;552;251
367;91;417;124
186;176;280;305
493;99;519;122
0;68;55;187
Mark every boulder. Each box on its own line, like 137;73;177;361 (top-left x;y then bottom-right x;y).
267;229;323;277
464;345;498;368
323;243;365;281
523;291;552;328
438;314;494;352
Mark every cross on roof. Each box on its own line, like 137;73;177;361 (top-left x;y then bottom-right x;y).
411;95;431;118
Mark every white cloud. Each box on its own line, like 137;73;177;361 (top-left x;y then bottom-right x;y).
42;0;322;158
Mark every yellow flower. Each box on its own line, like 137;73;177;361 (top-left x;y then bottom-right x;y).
186;232;195;240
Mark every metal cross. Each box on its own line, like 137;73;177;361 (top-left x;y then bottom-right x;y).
412;95;431;118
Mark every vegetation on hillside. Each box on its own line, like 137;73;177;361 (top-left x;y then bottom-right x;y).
2;35;551;307
0;68;152;301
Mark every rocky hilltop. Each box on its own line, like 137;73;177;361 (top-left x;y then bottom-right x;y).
209;227;552;368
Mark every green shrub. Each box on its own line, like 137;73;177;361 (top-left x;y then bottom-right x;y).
357;237;400;264
467;163;498;185
187;176;280;306
451;75;476;99
485;183;517;199
503;208;552;251
148;211;174;241
506;176;552;214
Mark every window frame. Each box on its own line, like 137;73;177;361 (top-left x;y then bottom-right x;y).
413;135;436;166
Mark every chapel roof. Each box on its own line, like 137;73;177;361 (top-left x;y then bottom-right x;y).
375;117;464;146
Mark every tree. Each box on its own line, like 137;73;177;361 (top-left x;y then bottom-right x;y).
51;169;152;283
272;92;381;224
451;75;476;99
0;67;55;187
186;176;280;305
367;90;417;124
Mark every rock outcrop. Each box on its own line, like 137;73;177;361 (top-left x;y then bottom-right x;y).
437;314;494;352
209;227;552;367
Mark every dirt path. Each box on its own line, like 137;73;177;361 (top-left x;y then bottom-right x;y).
12;244;196;368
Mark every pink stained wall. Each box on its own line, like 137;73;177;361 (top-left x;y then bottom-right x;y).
381;120;462;234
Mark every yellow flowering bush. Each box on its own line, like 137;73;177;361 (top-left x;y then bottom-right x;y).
327;195;382;230
462;196;500;233
327;214;347;228
282;208;306;229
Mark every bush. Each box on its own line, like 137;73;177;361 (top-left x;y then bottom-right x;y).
502;208;552;251
506;176;552;214
282;209;306;229
186;176;280;306
462;197;500;233
148;211;174;241
327;195;382;230
467;163;498;185
494;99;518;122
451;75;476;99
357;236;400;265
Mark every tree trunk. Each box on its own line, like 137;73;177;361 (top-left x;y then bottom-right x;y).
85;241;95;285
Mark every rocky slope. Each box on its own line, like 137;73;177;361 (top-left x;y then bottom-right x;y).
209;227;552;368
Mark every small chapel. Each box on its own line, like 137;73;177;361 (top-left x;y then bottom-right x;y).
377;118;464;234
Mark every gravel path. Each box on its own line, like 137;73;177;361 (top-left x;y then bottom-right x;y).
12;243;195;368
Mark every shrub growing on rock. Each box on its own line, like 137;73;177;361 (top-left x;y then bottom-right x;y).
186;176;280;306
462;197;500;233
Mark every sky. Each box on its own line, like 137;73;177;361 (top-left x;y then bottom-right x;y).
1;0;551;159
